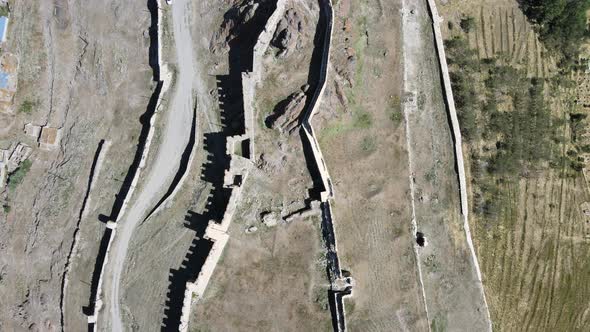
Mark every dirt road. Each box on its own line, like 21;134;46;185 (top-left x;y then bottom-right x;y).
104;1;196;330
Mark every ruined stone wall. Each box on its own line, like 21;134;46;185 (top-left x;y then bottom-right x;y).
245;0;286;158
251;0;287;80
301;0;335;202
242;72;256;158
177;0;353;330
177;4;264;328
61;140;110;331
298;1;353;330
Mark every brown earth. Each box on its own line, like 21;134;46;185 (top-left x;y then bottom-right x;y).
0;0;157;331
313;0;431;330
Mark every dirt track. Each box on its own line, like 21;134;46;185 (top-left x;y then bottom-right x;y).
103;0;196;330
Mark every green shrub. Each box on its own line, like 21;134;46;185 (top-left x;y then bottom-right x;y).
359;135;376;153
7;159;32;191
353;110;372;129
460;16;476;33
18;100;36;114
520;0;590;60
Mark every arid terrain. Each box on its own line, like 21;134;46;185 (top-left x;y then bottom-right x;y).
1;0;589;331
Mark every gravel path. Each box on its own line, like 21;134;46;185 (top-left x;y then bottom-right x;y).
106;1;196;330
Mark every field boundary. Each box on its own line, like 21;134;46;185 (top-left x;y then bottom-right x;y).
425;0;492;329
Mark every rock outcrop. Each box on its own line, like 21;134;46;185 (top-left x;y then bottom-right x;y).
210;0;261;54
266;85;309;133
271;8;303;57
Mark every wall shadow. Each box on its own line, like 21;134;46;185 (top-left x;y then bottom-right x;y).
161;225;214;331
160;1;277;329
83;0;162;323
146;102;198;220
300;0;327;120
61;140;105;327
300;127;325;201
264;97;292;128
107;80;163;222
216;75;245;139
147;0;160;81
82;228;112;316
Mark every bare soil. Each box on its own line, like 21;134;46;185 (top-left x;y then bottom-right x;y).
0;1;157;330
313;0;430;330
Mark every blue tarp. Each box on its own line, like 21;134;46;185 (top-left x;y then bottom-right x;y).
0;16;7;41
0;71;8;89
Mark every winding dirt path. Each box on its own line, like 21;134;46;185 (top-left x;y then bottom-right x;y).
104;1;196;330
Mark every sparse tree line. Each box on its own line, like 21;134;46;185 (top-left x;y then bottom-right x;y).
520;0;590;61
445;35;579;220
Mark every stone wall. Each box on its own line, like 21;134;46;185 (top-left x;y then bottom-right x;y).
296;0;353;330
60;140;110;331
301;0;335;202
424;0;491;328
251;0;287;80
88;1;173;329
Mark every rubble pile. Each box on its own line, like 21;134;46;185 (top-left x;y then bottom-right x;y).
0;142;32;188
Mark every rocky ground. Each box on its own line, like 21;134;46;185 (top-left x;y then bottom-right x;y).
0;0;529;331
0;1;157;331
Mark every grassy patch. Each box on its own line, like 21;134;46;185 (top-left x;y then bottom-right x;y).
0;6;8;17
425;168;436;183
353;15;368;86
359;135;376;154
2;204;10;213
344;298;355;315
7;159;32;191
190;325;211;332
431;313;448;332
313;286;329;311
18;100;37;114
388;96;403;125
319;109;373;143
424;254;438;272
353;110;372;129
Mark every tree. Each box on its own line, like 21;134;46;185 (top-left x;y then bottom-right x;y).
460;16;476;33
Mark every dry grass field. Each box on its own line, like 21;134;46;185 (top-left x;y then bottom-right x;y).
437;0;590;330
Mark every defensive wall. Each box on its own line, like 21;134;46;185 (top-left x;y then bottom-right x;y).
172;1;275;329
424;0;491;328
297;0;353;330
85;0;173;330
60;140;109;331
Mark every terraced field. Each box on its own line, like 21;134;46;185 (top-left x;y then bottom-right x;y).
437;0;590;330
439;0;556;77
